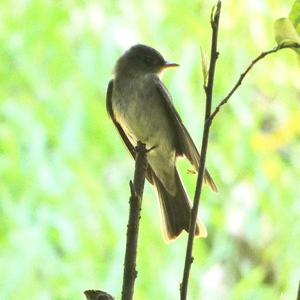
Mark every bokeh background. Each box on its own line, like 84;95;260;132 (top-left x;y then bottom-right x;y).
1;0;299;299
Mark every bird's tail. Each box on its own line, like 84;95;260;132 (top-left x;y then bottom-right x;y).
152;168;207;242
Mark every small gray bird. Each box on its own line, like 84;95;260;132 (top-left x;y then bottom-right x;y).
106;44;217;242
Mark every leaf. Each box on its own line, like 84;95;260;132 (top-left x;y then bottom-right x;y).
289;0;300;30
273;0;300;63
274;18;300;46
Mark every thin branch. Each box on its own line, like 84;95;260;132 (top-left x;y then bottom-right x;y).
209;43;300;122
180;2;222;300
84;142;147;300
297;279;300;300
121;141;148;300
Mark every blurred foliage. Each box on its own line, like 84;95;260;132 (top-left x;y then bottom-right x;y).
0;0;300;299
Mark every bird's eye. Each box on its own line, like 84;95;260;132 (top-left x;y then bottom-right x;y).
144;56;152;64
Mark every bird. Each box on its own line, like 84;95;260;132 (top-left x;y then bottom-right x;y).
106;44;217;242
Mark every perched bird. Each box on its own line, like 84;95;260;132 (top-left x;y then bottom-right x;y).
106;44;217;241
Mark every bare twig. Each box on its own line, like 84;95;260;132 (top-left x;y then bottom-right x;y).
180;2;222;300
297;279;300;300
121;141;148;300
84;142;147;300
208;43;300;123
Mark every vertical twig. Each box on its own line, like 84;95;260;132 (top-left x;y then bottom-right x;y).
121;141;148;300
297;279;300;300
84;142;147;300
180;2;222;300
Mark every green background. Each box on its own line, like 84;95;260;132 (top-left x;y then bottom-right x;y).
1;0;299;299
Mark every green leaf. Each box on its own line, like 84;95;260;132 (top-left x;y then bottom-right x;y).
289;0;300;30
274;0;300;63
274;18;300;46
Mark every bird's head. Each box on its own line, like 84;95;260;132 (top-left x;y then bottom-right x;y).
115;44;179;77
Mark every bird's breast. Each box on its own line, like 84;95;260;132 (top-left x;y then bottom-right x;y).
112;76;175;150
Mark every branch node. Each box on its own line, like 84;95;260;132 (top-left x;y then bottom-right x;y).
134;141;147;154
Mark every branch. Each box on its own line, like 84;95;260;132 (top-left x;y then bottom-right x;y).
180;2;221;300
209;43;300;122
297;279;300;300
121;141;148;300
84;142;147;300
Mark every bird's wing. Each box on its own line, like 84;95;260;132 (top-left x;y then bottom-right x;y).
155;79;217;192
106;79;154;184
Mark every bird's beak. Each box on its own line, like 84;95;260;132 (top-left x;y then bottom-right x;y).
162;61;180;69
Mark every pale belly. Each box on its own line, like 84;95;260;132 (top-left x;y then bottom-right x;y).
112;78;177;194
112;82;174;150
